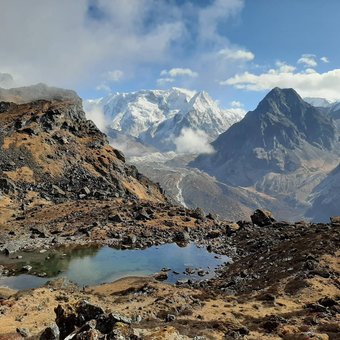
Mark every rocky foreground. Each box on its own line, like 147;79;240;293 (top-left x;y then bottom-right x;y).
0;211;339;339
0;86;339;339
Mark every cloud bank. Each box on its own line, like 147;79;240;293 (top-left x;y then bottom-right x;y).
222;58;340;101
0;0;246;94
174;128;215;155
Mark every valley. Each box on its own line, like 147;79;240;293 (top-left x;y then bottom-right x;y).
0;84;338;339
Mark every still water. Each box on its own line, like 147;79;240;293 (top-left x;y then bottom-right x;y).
0;243;230;290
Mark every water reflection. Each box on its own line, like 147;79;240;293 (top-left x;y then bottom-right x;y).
0;243;230;290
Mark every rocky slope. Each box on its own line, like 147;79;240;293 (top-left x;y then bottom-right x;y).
0;85;167;245
192;88;340;219
306;164;340;221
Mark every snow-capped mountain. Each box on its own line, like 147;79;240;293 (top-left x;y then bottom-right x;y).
304;97;340;121
86;88;195;138
84;88;245;153
142;91;244;151
304;97;335;108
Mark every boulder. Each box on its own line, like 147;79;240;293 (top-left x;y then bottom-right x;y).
330;216;340;226
122;234;137;245
173;231;190;243
108;214;124;223
190;207;205;220
154;272;168;281
76;300;105;321
251;209;276;227
40;323;60;340
52;184;66;196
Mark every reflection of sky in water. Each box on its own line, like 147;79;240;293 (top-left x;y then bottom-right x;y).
0;243;230;290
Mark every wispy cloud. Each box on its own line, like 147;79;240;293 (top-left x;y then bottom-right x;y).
320;56;330;63
297;54;317;68
218;48;254;61
161;68;198;78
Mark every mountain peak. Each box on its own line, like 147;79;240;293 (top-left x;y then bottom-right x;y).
262;87;303;104
256;87;308;118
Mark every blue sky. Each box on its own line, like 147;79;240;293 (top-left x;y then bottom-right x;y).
1;0;340;111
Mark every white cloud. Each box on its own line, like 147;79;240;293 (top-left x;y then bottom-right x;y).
174;128;214;154
321;56;329;63
0;0;184;88
95;83;112;93
0;72;15;88
218;48;254;61
157;77;175;86
297;54;317;68
226;107;246;116
274;61;296;73
83;100;107;132
161;68;198;78
230;100;243;108
0;0;244;94
198;0;244;43
221;65;340;101
107;70;124;82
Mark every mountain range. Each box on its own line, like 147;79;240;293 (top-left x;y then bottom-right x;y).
12;84;337;222
84;88;244;153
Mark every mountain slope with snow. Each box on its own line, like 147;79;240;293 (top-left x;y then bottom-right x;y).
141;91;244;151
85;88;245;153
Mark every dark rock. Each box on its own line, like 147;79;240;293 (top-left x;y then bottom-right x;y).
135;208;150;221
30;226;48;238
0;177;16;194
206;212;217;220
76;300;105;321
40;323;60;340
185;267;195;275
113;149;125;162
206;230;221;238
108;214;124;223
258;293;276;302
154;272;168;281
262;319;280;333
174;231;190;243
251;209;276;227
164;220;175;227
122;234;137;245
319;297;337;308
3;244;19;256
310;268;330;278
16;328;29;337
190;207;205;220
22;265;32;272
